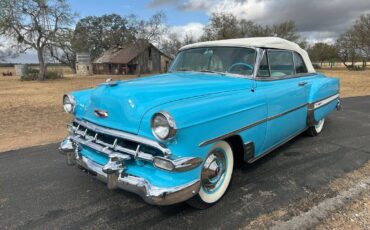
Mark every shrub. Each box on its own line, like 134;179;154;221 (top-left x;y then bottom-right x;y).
347;65;364;71
312;63;321;70
21;68;39;81
45;71;63;79
21;69;64;81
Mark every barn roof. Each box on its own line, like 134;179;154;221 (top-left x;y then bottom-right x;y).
93;42;172;64
93;43;144;64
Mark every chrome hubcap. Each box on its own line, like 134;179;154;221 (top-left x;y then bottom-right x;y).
201;149;227;193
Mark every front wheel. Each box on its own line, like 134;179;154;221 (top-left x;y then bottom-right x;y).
306;118;325;136
187;141;234;209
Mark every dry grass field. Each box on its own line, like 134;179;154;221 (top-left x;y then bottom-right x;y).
0;67;369;153
0;69;138;152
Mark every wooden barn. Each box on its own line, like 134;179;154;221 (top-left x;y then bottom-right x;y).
92;43;172;75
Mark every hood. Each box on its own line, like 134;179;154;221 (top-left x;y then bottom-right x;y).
79;72;251;134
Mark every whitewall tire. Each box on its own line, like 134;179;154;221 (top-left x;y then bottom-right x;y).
307;118;325;136
187;141;234;209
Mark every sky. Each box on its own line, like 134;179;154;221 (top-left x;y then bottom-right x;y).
5;0;370;63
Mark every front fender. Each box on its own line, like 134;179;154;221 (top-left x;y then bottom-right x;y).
138;89;268;159
70;88;95;118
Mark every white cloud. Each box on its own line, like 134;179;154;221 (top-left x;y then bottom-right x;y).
150;0;370;41
169;22;205;40
208;0;267;21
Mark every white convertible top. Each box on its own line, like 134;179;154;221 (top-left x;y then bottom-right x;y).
180;37;315;73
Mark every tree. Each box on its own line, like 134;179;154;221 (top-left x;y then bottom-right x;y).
128;12;167;76
308;43;337;67
200;13;304;45
335;14;370;69
160;33;182;58
336;30;359;68
49;29;76;73
130;12;167;44
72;14;136;60
0;0;75;80
271;21;300;42
201;13;240;41
352;14;370;68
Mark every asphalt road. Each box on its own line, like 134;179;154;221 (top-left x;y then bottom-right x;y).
1;96;370;230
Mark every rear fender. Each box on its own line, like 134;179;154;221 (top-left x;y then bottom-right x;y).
307;74;340;125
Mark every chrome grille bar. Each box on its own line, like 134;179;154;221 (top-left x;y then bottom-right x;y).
72;119;171;156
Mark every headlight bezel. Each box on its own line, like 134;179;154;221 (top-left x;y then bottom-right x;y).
151;111;177;141
63;94;76;114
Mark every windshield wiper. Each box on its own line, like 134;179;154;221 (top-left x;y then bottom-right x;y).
176;68;192;72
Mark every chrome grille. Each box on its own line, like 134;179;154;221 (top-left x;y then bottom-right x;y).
69;119;170;162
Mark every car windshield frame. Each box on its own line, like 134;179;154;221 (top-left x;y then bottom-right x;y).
169;46;258;78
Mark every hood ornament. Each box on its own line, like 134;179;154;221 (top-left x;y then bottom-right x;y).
105;78;118;86
94;109;109;118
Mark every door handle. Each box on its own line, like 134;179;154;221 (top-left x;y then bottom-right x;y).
298;82;307;86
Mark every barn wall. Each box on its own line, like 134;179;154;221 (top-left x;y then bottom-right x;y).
161;55;171;73
131;46;162;74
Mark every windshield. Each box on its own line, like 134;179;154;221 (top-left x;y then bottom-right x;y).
169;47;257;76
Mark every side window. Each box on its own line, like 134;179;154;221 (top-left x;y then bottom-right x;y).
257;51;270;77
293;52;308;74
267;50;294;77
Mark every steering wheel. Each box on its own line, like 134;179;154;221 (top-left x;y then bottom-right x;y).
227;63;254;74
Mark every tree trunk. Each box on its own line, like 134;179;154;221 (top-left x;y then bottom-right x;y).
37;48;47;81
70;64;77;74
342;61;349;68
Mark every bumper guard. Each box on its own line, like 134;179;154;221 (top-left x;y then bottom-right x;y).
59;138;201;205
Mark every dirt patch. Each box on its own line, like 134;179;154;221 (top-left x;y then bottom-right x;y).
316;192;370;230
244;160;370;229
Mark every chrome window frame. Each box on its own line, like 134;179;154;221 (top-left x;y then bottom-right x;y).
292;51;309;75
253;48;314;81
169;46;258;78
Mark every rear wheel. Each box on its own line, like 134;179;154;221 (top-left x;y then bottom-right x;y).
187;141;234;209
307;118;325;136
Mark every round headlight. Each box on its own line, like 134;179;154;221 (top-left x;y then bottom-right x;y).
63;94;76;114
151;111;176;141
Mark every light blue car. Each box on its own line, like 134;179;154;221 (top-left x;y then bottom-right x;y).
60;37;341;209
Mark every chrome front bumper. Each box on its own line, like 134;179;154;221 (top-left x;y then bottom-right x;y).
59;138;201;205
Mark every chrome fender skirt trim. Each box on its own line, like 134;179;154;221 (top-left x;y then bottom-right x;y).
307;94;340;126
76;155;201;205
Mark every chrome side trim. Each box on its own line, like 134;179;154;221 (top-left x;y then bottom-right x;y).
268;103;307;121
76;155;201;205
199;103;308;147
307;93;340;126
73;119;171;156
310;94;340;110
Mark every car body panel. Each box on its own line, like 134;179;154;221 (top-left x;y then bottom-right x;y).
61;43;340;206
69;72;339;189
72;72;251;134
256;77;309;151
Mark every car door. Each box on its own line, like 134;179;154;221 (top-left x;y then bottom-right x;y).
257;49;309;153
